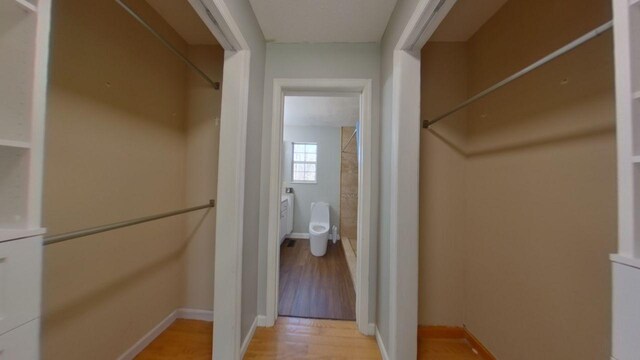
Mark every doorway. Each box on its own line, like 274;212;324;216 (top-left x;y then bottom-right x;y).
266;79;373;334
277;94;359;320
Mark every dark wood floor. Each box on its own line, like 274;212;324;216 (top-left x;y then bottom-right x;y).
279;238;356;320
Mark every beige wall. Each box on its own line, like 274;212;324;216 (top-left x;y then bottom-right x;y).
420;0;616;358
184;45;223;310
340;126;358;252
42;0;221;358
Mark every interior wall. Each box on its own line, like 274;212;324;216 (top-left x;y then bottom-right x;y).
42;0;222;358
283;125;341;233
378;0;421;348
184;45;224;310
419;0;617;358
257;42;381;321
419;41;467;326
340;126;358;248
218;0;267;344
42;1;187;359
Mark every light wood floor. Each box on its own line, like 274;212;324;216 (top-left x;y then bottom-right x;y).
135;319;212;360
135;318;483;359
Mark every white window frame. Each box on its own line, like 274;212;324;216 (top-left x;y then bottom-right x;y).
291;142;318;184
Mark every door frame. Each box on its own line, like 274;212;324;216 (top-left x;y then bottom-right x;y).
265;78;374;334
192;0;252;359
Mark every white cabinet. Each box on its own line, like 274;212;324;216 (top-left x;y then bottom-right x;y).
0;319;40;360
612;0;640;358
0;237;42;336
0;0;51;357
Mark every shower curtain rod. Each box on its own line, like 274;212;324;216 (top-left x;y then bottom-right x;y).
342;128;357;152
423;21;613;128
115;0;217;88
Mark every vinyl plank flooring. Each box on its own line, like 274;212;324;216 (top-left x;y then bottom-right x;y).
278;238;356;320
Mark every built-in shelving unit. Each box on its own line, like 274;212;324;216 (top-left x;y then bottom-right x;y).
612;0;640;359
0;0;50;355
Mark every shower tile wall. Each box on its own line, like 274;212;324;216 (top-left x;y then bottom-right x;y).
340;127;358;254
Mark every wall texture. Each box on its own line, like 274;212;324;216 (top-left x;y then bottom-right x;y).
419;0;616;359
257;43;381;321
42;1;221;358
340;126;359;252
283;125;341;233
184;45;224;310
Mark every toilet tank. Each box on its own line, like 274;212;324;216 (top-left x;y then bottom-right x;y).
310;202;329;225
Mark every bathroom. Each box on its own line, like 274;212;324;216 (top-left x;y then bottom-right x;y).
278;94;359;320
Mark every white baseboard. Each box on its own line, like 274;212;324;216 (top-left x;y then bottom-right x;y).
117;308;214;360
176;308;214;322
367;323;376;336
288;232;309;239
375;326;390;360
256;315;269;327
240;316;258;357
118;310;177;360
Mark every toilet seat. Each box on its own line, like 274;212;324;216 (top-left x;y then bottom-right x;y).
309;202;330;256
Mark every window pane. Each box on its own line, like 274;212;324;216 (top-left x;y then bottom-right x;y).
305;172;316;181
293;171;304;181
305;164;316;172
305;144;317;153
294;144;305;153
305;153;316;162
294;163;305;172
294;153;304;161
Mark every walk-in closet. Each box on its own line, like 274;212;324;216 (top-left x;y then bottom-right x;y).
419;0;616;358
2;0;223;357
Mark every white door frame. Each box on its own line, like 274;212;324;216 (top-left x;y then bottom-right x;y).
385;0;456;358
265;78;374;334
191;0;252;359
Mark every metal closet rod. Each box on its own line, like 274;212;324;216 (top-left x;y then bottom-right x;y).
43;200;215;246
423;20;613;128
115;0;217;88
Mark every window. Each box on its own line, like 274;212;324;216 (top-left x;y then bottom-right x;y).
292;142;317;183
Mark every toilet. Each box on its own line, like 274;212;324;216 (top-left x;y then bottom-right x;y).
309;202;330;256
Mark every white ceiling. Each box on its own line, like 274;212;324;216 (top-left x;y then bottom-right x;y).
430;0;508;42
249;0;398;43
284;96;359;127
145;0;218;45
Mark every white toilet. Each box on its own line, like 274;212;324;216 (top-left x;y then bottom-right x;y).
309;202;330;256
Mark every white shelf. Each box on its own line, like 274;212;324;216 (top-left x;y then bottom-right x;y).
12;0;36;12
611;253;640;270
0;228;45;243
0;140;30;149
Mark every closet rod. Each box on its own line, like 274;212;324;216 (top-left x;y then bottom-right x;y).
342;128;357;152
43;200;215;246
115;0;217;87
423;20;613;128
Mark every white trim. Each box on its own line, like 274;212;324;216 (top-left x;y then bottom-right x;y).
381;0;452;357
288;232;310;239
256;315;269;327
240;316;258;357
117;310;177;360
375;327;390;360
176;308;214;322
205;0;252;359
266;78;374;335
